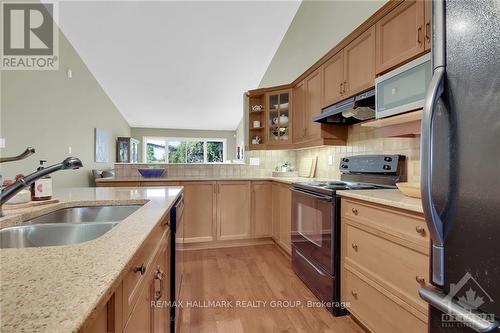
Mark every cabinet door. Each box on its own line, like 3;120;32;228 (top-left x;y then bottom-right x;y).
344;26;375;96
251;182;272;238
266;90;292;146
181;182;216;243
292;81;306;143
424;0;431;51
305;69;322;140
123;280;152;333
217;181;251;240
375;0;425;74
278;184;292;254
321;51;344;107
152;242;170;333
272;183;280;241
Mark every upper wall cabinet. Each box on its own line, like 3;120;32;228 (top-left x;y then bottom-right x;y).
375;0;427;74
266;89;293;148
321;51;344;107
322;26;375;108
343;26;376;99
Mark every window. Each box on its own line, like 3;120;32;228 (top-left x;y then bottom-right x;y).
144;137;226;164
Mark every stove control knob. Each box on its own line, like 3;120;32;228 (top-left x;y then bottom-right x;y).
341;164;348;169
342;158;349;162
383;165;391;170
384;156;393;162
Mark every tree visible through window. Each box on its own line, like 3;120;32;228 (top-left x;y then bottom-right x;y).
144;138;226;164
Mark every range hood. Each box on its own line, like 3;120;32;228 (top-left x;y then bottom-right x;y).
313;89;375;124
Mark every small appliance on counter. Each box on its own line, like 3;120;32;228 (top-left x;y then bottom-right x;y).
291;154;405;316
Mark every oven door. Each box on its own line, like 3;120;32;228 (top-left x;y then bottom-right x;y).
291;188;335;275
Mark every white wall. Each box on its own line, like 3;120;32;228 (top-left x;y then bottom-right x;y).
0;28;130;187
259;0;387;87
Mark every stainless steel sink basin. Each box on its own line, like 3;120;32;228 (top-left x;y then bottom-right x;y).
0;205;143;249
26;205;142;225
0;222;119;248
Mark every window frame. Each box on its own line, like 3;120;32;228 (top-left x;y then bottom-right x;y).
143;136;227;164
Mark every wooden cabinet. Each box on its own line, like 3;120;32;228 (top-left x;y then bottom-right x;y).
271;183;292;255
321;26;375;108
321;51;344;107
271;183;281;241
341;198;429;333
251;181;273;237
266;89;292;148
292;80;306;143
305;69;322;141
375;0;426;74
424;0;432;51
343;26;375;97
181;182;216;243
217;181;251;240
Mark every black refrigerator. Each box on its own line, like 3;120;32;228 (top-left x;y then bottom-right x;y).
418;0;500;332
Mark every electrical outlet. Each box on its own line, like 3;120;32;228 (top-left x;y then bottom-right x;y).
328;155;333;166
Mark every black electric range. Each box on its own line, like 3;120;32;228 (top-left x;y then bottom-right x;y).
290;154;406;317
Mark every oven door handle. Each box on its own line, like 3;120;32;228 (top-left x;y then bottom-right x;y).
295;249;327;277
291;188;332;202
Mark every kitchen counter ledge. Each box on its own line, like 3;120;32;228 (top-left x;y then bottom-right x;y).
336;189;423;213
0;186;182;333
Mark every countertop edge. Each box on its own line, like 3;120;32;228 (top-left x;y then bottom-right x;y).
336;189;423;214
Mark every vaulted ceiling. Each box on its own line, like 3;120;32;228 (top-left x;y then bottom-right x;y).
57;1;301;130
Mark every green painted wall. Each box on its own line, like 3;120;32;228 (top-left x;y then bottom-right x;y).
259;0;387;88
0;29;130;187
131;127;237;162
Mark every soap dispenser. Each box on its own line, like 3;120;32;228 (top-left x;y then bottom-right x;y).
31;160;53;201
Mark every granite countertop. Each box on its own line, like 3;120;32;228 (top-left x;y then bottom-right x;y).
0;187;182;333
336;189;423;213
95;175;317;185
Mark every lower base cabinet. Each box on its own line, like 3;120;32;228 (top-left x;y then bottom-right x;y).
181;182;216;243
272;183;292;255
84;219;171;333
217;181;252;240
341;198;429;333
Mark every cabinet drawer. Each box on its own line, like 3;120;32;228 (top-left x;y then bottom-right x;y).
342;199;429;251
345;224;428;312
344;269;426;333
123;220;168;318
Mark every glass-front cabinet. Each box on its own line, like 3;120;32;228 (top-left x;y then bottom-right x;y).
266;89;292;146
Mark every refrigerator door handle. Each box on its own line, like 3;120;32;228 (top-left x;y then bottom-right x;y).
420;0;447;287
419;287;500;333
421;66;446;286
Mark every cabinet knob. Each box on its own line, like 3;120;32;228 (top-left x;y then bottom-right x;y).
415;226;426;236
351;290;358;299
351;208;359;216
416;275;426;285
133;263;146;275
351;243;359;251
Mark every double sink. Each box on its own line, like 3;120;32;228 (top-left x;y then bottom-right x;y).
0;205;142;249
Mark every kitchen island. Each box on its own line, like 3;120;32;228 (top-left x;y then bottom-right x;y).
0;186;182;333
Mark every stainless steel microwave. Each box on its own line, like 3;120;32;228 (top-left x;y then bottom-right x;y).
375;53;432;118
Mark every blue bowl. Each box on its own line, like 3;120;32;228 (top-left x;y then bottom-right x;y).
138;168;165;178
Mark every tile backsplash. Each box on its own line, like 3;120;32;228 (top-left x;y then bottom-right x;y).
116;124;420;182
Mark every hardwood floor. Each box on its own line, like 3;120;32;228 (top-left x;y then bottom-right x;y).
179;244;365;333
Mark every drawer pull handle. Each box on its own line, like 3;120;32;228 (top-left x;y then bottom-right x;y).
351;243;359;251
415;226;426;236
133;264;146;275
351;290;358;299
417;25;423;45
154;266;165;301
351;208;359;216
416;276;426;285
